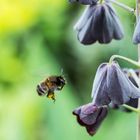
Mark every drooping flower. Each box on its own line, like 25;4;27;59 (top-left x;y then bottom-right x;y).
110;68;139;112
91;62;140;106
73;103;108;136
74;3;124;45
69;0;98;5
133;17;140;44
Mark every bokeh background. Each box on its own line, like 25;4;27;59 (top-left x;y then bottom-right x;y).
0;0;138;140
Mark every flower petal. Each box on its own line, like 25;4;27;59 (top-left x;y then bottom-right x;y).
133;17;140;44
74;3;124;45
91;63;111;106
86;106;108;136
69;0;98;5
73;103;100;125
73;103;108;136
107;62;140;105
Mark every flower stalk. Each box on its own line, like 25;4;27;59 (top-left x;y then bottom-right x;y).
109;0;135;14
109;55;140;68
99;0;104;4
122;104;140;113
136;0;140;139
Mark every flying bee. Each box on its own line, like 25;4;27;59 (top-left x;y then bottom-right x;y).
36;75;66;102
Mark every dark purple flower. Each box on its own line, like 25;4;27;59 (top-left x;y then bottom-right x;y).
74;3;124;45
69;0;98;5
133;17;140;44
91;62;140;106
73;103;108;136
110;68;139;112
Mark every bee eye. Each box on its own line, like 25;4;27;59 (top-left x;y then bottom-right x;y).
60;79;65;84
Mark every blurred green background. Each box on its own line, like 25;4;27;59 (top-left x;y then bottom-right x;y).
0;0;138;140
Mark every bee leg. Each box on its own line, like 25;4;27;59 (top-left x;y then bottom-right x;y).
52;97;56;103
47;92;56;102
57;85;64;90
57;87;61;90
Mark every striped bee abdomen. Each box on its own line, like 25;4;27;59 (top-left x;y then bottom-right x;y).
36;82;48;96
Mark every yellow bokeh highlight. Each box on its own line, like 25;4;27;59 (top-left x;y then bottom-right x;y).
0;0;66;35
0;0;40;34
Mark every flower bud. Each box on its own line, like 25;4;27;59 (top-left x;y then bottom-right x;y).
73;103;108;136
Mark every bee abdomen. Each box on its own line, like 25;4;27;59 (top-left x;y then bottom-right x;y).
36;84;47;96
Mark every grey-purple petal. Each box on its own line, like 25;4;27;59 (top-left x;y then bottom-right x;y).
74;5;97;44
73;103;108;136
69;0;98;5
92;63;111;106
104;4;124;40
73;103;100;125
133;17;140;44
74;3;124;45
110;68;139;112
86;106;108;136
107;63;130;104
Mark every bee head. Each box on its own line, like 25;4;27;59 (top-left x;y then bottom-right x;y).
57;76;66;85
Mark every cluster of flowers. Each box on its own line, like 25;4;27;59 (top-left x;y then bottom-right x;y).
69;0;140;45
68;0;140;136
72;62;140;136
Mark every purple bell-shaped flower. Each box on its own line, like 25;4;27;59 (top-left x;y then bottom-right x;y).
74;3;124;45
91;62;140;106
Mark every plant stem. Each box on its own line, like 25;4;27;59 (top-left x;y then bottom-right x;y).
129;69;140;87
123;104;140;113
136;0;140;139
99;0;104;4
109;55;140;68
108;0;135;14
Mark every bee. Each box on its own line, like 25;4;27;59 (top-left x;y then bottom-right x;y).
36;75;66;102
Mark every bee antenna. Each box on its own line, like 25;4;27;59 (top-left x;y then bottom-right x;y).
60;68;68;81
61;68;64;75
60;68;66;78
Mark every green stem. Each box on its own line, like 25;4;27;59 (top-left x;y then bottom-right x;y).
109;0;135;14
136;0;140;139
122;104;140;113
99;0;104;4
109;55;140;68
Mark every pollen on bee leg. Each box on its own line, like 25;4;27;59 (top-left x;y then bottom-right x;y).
47;92;56;102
